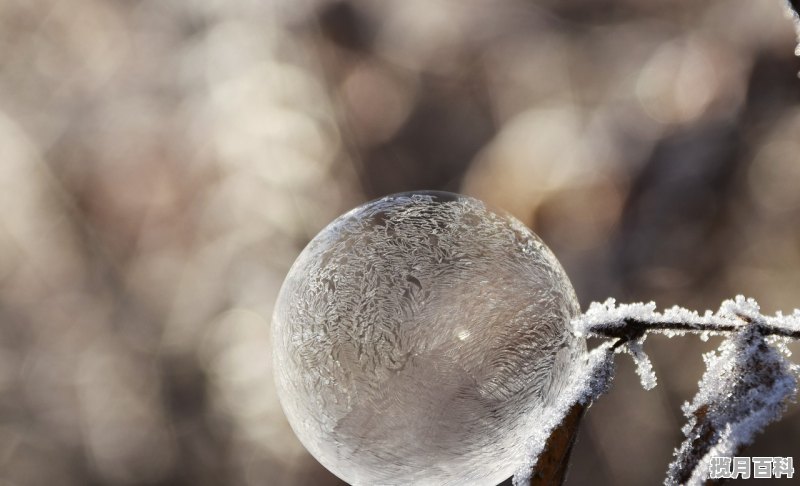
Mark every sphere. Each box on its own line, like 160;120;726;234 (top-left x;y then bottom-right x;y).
272;191;584;485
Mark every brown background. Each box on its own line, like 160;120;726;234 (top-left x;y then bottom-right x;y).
1;0;799;485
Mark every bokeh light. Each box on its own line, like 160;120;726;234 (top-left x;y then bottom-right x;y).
0;1;798;485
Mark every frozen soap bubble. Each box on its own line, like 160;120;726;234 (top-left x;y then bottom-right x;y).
272;191;585;485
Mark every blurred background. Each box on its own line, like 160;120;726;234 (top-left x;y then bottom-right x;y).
1;0;799;485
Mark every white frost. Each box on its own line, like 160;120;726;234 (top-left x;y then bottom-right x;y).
788;1;800;56
514;295;800;485
626;338;657;390
574;295;800;339
666;325;798;485
573;295;800;485
512;342;616;485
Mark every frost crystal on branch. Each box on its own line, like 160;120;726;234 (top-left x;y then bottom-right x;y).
512;342;616;486
666;325;799;485
574;295;800;340
511;296;800;486
569;295;800;486
625;338;657;390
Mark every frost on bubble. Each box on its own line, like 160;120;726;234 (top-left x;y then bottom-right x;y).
272;191;584;486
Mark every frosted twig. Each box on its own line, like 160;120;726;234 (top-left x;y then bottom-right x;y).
511;342;616;486
571;295;800;486
666;326;798;485
574;295;800;341
512;296;800;486
626;338;657;390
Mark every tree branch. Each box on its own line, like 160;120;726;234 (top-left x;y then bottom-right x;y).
574;296;799;485
573;296;800;343
502;296;798;486
498;403;586;486
789;0;800;17
589;317;800;341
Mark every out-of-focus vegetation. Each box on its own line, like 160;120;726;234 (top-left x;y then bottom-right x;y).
0;1;798;485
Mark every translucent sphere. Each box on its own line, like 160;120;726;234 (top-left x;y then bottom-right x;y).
272;192;584;485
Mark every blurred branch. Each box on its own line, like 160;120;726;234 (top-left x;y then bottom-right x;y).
789;0;800;55
789;0;800;16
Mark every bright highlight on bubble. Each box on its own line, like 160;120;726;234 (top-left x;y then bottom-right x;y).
272;191;585;485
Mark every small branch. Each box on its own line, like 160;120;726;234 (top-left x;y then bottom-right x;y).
499;404;586;486
669;403;716;486
510;343;617;486
529;403;585;486
665;326;797;485
573;296;800;485
590;317;800;340
785;0;800;57
510;296;798;486
573;296;800;343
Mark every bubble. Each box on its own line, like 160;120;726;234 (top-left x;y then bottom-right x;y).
272;191;585;485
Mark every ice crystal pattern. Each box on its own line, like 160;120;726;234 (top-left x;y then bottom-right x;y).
272;192;584;485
